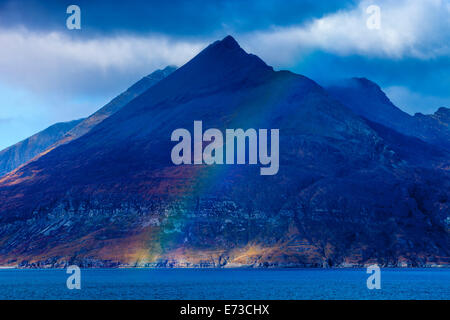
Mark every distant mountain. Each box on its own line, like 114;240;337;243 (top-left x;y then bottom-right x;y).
61;65;177;144
0;66;176;178
0;119;84;177
419;107;450;127
0;36;448;268
413;107;450;145
326;78;450;149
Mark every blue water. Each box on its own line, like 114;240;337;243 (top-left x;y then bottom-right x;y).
0;268;448;300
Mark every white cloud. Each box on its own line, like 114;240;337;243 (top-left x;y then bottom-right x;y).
0;0;447;98
0;30;205;149
242;0;450;65
0;0;448;150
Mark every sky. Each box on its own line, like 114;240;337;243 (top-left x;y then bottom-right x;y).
0;0;449;150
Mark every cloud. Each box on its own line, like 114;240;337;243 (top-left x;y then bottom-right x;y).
0;0;447;100
0;28;205;96
0;28;206;149
242;0;450;65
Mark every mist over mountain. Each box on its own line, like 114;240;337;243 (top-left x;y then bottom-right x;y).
0;36;448;268
326;78;450;150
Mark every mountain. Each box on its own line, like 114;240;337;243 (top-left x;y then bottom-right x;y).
418;107;450;127
60;65;176;144
0;119;84;177
0;36;448;268
326;78;450;149
0;66;176;178
413;107;450;145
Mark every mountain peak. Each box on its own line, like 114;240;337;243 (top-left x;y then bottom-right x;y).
211;35;240;49
193;35;272;72
140;36;273;98
329;77;391;105
350;77;381;90
436;106;450;116
433;107;450;125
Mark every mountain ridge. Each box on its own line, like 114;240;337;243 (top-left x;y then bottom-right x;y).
0;119;84;177
0;66;176;178
326;77;450;150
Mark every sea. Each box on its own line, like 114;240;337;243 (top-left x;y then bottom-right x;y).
0;268;448;300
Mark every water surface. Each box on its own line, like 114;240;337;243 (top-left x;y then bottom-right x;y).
0;268;448;300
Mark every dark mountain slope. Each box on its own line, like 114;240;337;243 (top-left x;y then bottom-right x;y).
61;65;176;144
365;119;449;168
0;36;448;268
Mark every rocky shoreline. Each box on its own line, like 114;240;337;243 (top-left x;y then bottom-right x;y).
4;258;448;269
